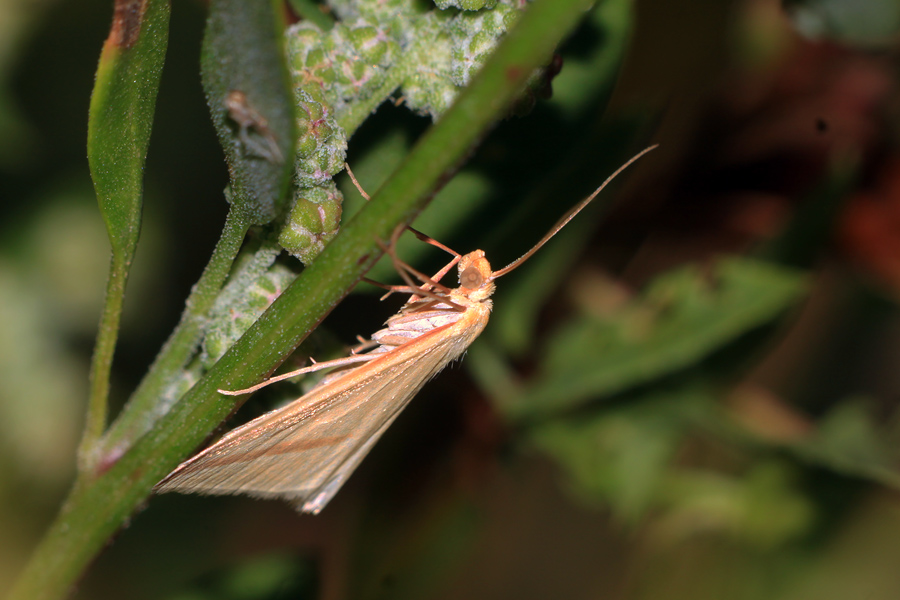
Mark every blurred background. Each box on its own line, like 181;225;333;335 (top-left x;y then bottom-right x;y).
2;0;900;598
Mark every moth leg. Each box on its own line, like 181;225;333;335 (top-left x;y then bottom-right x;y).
381;227;461;291
345;162;461;260
219;353;379;396
405;229;460;260
350;335;378;355
346;165;461;296
363;229;464;310
344;162;372;201
375;237;464;311
376;235;440;294
426;255;462;287
386;224;463;288
360;278;463;313
360;278;426;298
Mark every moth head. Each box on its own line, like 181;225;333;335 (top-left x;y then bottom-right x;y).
458;250;495;300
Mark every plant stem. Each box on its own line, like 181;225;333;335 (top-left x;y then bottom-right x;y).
94;206;253;467
9;1;596;598
77;250;129;467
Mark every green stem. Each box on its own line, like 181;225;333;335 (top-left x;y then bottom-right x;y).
77;250;129;467
9;1;596;598
94;206;253;466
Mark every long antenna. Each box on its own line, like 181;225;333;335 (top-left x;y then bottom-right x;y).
489;144;658;281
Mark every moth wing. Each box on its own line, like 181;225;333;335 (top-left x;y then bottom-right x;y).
156;311;486;513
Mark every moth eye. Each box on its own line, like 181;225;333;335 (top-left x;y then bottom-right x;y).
460;267;483;289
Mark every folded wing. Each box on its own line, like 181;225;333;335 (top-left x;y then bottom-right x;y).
156;309;486;513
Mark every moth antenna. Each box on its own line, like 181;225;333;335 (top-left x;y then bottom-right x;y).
409;229;461;258
489;144;658;281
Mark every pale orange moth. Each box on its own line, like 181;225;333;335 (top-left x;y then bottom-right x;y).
156;145;657;514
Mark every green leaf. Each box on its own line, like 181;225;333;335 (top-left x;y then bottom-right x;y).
760;156;858;269
547;0;633;118
661;460;815;548
783;0;900;46
201;0;295;224
532;386;816;542
163;553;316;600
83;0;170;461
792;399;900;488
286;0;334;31
510;257;808;418
88;0;170;259
530;386;707;522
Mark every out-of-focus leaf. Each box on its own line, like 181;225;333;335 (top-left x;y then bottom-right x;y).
783;0;900;46
163;553;316;600
761;156;858;269
352;497;480;600
0;264;84;487
530;386;709;522
201;0;295;224
659;461;815;548
549;0;632;118
532;384;816;541
792;399;900;488
88;0;170;259
509;257;807;418
286;0;334;31
779;493;900;600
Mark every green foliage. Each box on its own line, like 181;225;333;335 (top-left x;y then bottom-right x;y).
449;1;524;86
81;0;172;466
531;387;700;523
783;0;900;45
88;0;170;258
165;554;316;600
287;20;400;117
508;257;808;418
793;399;900;487
532;387;817;546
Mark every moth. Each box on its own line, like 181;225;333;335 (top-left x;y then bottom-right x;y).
155;145;656;514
